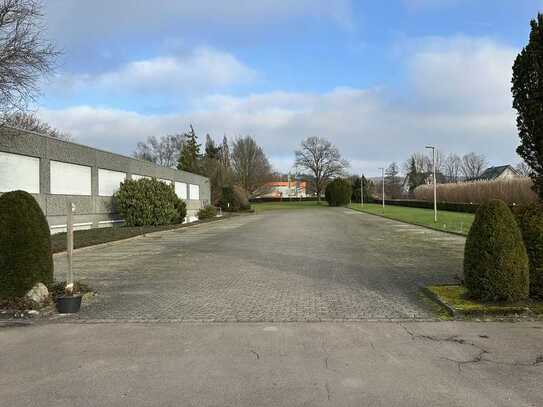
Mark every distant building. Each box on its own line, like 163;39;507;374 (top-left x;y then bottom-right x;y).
259;180;307;198
477;165;522;181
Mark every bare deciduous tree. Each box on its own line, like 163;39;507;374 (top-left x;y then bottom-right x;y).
461;152;487;180
516;161;532;177
0;0;59;115
385;162;402;198
443;153;462;183
2;111;70;139
133;134;184;168
294;137;349;200
231;136;272;194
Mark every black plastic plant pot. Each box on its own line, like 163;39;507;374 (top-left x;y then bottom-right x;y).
56;294;82;314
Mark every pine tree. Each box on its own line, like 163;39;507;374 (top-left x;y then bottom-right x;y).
204;134;220;160
177;125;201;173
220;135;231;169
512;14;543;200
406;157;426;193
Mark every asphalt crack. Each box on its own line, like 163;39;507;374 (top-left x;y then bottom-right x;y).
399;324;543;371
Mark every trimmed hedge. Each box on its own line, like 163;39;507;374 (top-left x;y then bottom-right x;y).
197;205;218;220
372;198;480;213
0;191;53;299
325;179;352;207
114;178;186;226
464;200;529;302
515;204;543;299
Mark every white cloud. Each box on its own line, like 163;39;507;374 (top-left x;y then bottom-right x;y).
38;36;522;177
406;36;517;113
51;47;255;97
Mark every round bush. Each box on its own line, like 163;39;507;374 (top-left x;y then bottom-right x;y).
114;178;185;226
0;191;53;299
464;199;529;302
325;179;352;207
219;185;250;212
515;204;543;298
197;205;218;220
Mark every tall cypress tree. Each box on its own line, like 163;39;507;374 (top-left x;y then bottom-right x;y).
512;14;543;200
177;125;201;173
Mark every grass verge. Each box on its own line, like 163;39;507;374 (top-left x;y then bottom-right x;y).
424;284;543;318
51;214;234;254
350;203;474;235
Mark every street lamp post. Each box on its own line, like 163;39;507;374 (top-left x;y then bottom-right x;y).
425;145;437;223
379;167;385;213
360;173;364;207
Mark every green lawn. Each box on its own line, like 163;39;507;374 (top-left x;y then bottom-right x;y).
252;200;326;212
350;203;474;235
426;285;543;317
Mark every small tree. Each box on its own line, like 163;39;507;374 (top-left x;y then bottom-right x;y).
0;190;53;299
325;178;352;207
177;125;201;173
3;112;70;140
443;153;462;183
134;134;184;167
294;137;349;201
231;136;272;194
385;162;402;198
350;175;373;202
404;156;427;193
464;200;529;302
513;13;543;200
461;152;486;180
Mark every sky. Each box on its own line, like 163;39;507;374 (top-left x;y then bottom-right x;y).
33;0;543;176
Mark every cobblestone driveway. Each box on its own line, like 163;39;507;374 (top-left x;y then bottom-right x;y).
53;209;465;321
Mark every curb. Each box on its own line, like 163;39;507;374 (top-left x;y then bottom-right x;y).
419;284;535;319
52;215;233;257
418;284;457;318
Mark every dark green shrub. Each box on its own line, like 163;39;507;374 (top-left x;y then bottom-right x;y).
174;199;187;224
464;200;529;302
114;178;185;226
197;205;218;220
219;186;250;212
369;198;480;213
0;191;53;299
515;204;543;298
325;179;352;206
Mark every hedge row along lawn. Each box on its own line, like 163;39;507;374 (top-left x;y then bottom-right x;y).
350;203;475;235
50;215;231;254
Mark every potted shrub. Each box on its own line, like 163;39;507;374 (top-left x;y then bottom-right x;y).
56;282;83;313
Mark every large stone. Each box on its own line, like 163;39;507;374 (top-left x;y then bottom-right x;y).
25;283;49;305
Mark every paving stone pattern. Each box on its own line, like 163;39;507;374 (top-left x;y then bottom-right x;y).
53;209;465;321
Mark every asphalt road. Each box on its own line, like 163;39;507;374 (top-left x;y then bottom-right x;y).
2;209;542;406
2;321;542;407
52;208;465;321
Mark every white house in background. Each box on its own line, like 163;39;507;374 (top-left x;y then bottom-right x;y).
477;165;522;181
